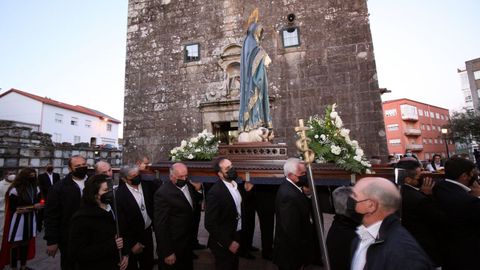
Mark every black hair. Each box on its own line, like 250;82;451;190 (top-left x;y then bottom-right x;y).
444;157;475;180
432;154;441;160
10;168;37;201
82;174;110;207
213;157;228;173
396;159;421;181
68;155;86;168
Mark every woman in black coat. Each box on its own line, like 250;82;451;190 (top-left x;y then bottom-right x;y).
69;174;128;270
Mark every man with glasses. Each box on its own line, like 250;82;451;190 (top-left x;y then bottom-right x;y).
348;177;433;270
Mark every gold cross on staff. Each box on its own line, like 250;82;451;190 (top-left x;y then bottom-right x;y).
295;119;315;165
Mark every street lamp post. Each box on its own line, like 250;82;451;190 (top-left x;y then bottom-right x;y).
441;128;450;158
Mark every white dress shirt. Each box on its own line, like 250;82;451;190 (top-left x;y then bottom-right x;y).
47;173;54;185
176;184;193;208
72;176;87;196
222;180;242;231
351;221;383;270
126;183;152;229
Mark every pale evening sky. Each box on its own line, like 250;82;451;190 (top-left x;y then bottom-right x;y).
0;0;479;139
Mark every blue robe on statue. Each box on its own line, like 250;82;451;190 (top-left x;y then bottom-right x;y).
239;23;273;132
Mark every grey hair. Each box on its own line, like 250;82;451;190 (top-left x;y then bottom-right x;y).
119;165;139;181
283;158;302;177
94;160;110;173
362;181;401;212
332;186;353;216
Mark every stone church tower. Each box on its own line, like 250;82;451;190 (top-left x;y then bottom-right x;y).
123;0;388;163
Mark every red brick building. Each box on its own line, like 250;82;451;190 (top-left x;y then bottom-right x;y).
382;99;455;161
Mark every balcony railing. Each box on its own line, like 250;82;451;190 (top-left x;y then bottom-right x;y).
404;128;421;136
401;115;418;121
405;144;424;151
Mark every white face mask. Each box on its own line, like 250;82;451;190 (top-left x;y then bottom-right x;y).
6;175;15;182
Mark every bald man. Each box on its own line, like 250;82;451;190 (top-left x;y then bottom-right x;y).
348;177;433;270
95;160;113;177
154;163;202;270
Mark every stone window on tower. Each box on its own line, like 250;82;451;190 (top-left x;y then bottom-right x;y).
474;70;480;80
281;27;300;48
184;43;200;62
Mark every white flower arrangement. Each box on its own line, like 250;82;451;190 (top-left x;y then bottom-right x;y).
169;130;219;161
306;104;371;174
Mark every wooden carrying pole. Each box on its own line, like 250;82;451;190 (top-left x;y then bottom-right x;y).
295;119;331;270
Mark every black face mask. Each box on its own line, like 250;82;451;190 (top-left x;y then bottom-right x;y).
224;168;238;182
100;190;114;204
345;196;364;224
296;174;308;187
176;178;187;188
130;175;141;186
72;166;88;179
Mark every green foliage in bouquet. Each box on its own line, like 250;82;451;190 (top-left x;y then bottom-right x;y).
306;104;371;174
169;130;219;161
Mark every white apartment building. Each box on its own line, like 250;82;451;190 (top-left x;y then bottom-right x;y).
0;88;120;146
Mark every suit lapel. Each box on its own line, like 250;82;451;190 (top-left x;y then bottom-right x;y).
219;180;237;214
168;181;193;209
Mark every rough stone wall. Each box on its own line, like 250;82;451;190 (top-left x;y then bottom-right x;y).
0;121;122;177
123;0;388;163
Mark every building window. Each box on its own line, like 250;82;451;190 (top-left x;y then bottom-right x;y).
437;126;442;131
426;125;431;131
429;138;433;144
418;109;423;116
387;124;399;131
421;124;425;130
389;139;401;145
429;111;435;118
425;153;430;159
107;123;112;132
71;117;78;126
54;133;62;143
55;113;63;124
184;43;200;62
85;120;91;128
74;136;81;144
435;113;440;119
440;114;444;120
423;138;427;144
385;109;397;117
465;95;473;102
439;138;443;143
434;139;438;144
400;104;418;120
474;70;480;80
281;27;301;48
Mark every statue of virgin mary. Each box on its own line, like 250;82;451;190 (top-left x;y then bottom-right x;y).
238;10;273;136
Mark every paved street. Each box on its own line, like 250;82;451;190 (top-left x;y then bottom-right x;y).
19;213;332;270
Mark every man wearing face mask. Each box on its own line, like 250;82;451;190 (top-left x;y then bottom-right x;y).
154;163;202;270
349;177;433;270
432;157;480;270
38;164;60;201
44;155;89;270
273;158;314;270
396;159;446;268
205;157;244;270
115;165;155;270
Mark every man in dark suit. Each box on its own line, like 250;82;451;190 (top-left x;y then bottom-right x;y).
116;165;155;270
433;157;480;270
205;157;243;270
349;177;433;270
154;163;202;270
396;159;446;267
38;164;60;200
44;155;88;270
273;158;314;270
